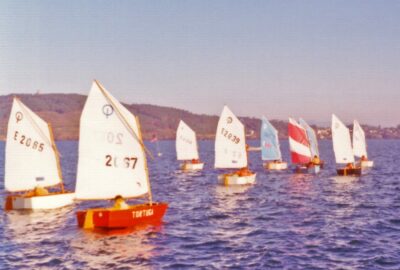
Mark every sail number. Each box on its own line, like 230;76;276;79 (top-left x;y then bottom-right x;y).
105;155;138;169
221;128;240;144
13;131;44;152
107;132;123;144
179;135;192;144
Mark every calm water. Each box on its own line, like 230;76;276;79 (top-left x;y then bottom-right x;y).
1;140;400;269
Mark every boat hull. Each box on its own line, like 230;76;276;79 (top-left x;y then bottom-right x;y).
317;161;325;169
76;202;168;229
337;167;362;176
4;192;75;210
181;162;204;171
360;160;374;168
264;162;288;170
217;173;256;186
294;165;320;174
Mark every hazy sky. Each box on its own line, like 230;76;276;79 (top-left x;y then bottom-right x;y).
1;1;399;126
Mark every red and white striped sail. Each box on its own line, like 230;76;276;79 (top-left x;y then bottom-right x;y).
288;118;312;164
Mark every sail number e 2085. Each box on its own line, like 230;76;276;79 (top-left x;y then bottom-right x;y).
221;128;240;144
13;131;44;152
105;155;138;169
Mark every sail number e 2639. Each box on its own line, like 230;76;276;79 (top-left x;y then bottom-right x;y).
105;155;138;169
221;128;240;144
13;131;44;152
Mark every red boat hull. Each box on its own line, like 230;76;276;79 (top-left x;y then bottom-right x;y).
76;202;168;229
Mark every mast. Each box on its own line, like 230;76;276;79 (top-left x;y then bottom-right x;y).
244;125;249;169
48;123;65;192
95;80;154;160
136;116;153;205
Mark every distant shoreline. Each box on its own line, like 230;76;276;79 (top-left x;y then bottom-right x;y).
1;138;400;144
2;93;400;141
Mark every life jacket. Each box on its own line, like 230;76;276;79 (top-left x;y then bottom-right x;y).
114;198;129;209
34;186;49;196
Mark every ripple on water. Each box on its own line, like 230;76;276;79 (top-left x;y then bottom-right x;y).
0;140;400;269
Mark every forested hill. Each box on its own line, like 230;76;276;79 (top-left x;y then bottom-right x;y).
0;93;286;141
1;93;399;141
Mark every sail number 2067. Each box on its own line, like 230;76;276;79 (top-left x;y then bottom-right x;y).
13;131;44;152
221;128;240;144
105;155;138;169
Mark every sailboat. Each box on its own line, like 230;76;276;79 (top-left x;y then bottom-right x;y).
75;80;168;229
288;118;320;174
176;120;204;171
331;114;361;176
299;118;324;168
215;106;256;186
260;117;287;170
4;98;74;210
353;120;374;168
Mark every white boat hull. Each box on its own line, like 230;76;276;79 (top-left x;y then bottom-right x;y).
181;162;204;171
5;192;75;210
218;173;256;186
360;160;374;168
264;162;288;170
295;165;320;174
309;165;320;174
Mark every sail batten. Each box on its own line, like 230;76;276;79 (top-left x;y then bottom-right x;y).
75;81;149;200
214;106;247;169
176;120;199;160
261;117;282;161
353;120;367;158
5;98;61;192
332;114;355;164
288;118;312;164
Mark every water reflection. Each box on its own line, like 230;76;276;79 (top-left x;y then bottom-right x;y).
68;227;159;270
327;176;360;220
2;207;75;269
4;207;74;244
213;184;251;212
1;140;400;269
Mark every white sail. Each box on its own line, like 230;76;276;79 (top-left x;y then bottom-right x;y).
353;120;367;158
5;98;61;192
331;114;355;164
214;106;247;168
75;81;149;200
176;120;199;160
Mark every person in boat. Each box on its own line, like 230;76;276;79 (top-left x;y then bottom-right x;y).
237;167;253;177
361;155;368;161
311;155;321;165
25;185;49;197
113;195;129;210
191;159;200;164
345;163;354;169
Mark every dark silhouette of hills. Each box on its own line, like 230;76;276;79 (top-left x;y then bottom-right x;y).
0;93;398;141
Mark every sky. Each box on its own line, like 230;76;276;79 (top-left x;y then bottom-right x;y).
0;1;399;126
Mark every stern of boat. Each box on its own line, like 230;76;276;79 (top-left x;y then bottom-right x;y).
360;160;374;168
337;167;362;176
4;192;75;210
217;173;256;186
265;162;288;170
181;162;204;171
76;202;168;229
